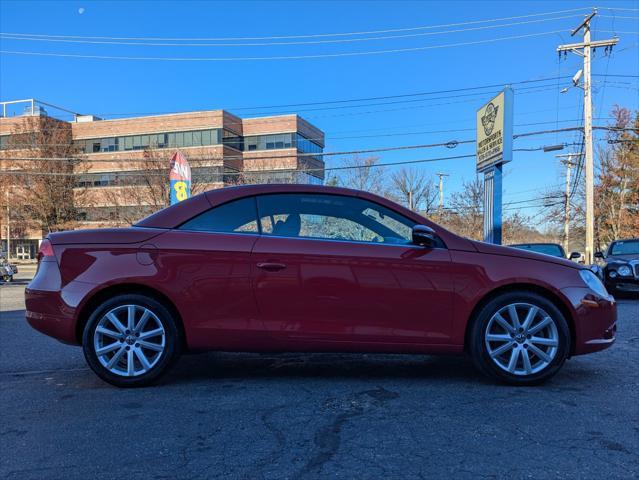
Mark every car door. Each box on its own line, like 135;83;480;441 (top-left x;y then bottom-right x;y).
251;193;454;347
152;196;263;350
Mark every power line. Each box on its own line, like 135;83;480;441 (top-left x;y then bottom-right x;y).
1;74;629;123
0;153;478;176
597;7;639;12
0;8;592;42
598;15;639;20
1;125;631;166
0;15;583;47
94;76;575;114
3;125;630;163
596;30;639;34
1;139;475;163
1;118;614;148
0;83;579;135
0;85;591;137
0;30;569;61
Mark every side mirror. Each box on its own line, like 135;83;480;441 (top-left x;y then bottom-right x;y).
594;251;604;259
412;225;436;248
569;251;582;260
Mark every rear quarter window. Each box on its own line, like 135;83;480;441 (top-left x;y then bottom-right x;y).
178;197;258;233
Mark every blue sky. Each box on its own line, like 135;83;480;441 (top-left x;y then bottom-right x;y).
1;0;638;223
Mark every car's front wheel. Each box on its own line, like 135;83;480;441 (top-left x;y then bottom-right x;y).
82;294;181;387
469;292;570;385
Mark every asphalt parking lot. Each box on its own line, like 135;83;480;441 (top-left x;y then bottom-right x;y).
1;269;638;479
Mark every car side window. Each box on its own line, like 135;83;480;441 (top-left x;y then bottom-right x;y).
179;197;258;233
256;193;416;244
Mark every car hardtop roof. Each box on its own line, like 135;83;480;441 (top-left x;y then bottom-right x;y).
134;183;473;250
137;183;412;229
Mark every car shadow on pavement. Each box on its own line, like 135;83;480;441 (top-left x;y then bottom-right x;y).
165;351;494;386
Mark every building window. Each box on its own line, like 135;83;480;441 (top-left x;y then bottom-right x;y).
244;133;294;151
222;130;244;151
295;133;322;155
74;128;223;154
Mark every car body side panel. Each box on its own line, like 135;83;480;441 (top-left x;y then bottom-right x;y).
252;236;454;346
46;231;262;350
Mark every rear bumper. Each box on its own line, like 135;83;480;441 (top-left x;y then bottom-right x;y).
561;287;617;355
24;259;85;345
25;288;79;345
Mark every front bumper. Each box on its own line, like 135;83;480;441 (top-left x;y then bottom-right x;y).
560;287;617;355
605;276;639;296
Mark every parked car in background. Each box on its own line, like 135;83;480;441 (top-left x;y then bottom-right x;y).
595;239;639;297
508;243;582;261
0;253;18;283
25;184;616;387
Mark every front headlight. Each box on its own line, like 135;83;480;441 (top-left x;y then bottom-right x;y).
617;265;632;277
579;269;609;297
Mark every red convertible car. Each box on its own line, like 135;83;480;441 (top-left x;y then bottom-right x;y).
26;184;616;387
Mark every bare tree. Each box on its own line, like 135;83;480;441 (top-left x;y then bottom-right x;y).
437;177;484;240
390;168;438;213
96;148;220;225
332;155;388;194
3;116;87;233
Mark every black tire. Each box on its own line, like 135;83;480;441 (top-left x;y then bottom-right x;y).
82;294;181;388
468;291;571;386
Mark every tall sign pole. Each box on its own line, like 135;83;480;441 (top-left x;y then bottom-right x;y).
557;9;618;263
476;88;513;244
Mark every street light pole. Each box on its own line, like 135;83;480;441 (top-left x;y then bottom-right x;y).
5;190;10;261
556;152;583;256
436;173;449;212
564;161;572;254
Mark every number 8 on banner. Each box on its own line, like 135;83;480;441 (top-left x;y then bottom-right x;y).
169;151;191;205
170;179;191;204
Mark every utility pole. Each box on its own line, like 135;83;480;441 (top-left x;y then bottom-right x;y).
408;190;414;211
436;173;449;212
557;9;618;264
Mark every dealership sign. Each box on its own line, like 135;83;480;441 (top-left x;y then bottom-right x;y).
169;151;191;205
476;89;513;173
476;88;513;245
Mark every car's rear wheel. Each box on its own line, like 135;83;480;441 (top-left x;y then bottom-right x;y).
82;294;181;387
469;292;570;385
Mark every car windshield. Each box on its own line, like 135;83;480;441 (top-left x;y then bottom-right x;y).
511;244;565;258
610;240;639;256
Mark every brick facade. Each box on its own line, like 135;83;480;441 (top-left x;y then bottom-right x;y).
0;105;325;259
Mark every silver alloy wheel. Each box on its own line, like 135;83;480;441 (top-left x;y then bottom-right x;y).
485;302;559;376
94;304;166;377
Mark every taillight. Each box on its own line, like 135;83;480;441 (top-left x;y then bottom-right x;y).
37;239;54;263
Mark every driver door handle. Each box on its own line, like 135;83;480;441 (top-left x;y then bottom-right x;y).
256;262;287;272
